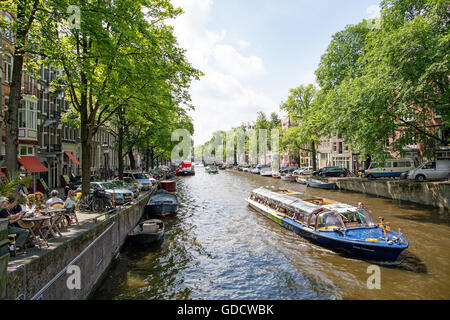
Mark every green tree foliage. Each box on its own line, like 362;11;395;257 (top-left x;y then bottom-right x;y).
280;84;321;170
316;0;449;161
35;0;200;194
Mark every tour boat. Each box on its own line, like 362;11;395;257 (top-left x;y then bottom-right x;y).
306;178;337;190
246;187;409;263
127;220;165;246
145;190;178;218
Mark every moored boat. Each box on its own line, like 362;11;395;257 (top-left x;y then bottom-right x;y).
160;180;176;193
127;219;165;246
306;178;337;190
296;177;308;185
206;166;219;174
280;174;297;182
145;190;178;218
246;187;409;263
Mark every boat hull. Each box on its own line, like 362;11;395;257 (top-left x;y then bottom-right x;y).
127;232;164;246
160;181;176;192
145;190;178;218
247;198;407;263
145;203;178;217
127;220;165;246
307;180;337;190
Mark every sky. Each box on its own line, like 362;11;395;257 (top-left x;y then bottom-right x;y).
169;0;382;146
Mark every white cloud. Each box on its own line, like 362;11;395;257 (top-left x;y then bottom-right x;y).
169;0;274;145
366;4;380;19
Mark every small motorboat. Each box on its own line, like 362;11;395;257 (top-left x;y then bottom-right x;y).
145;190;178;218
160;180;176;193
127;219;165;246
206;166;219;174
246;187;409;263
272;172;281;179
281;174;297;182
296;177;308;185
306;178;337;190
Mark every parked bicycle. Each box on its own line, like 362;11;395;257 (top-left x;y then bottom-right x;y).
77;189;113;213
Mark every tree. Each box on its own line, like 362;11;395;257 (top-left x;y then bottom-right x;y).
280;84;321;170
316;0;449;162
1;0;43;177
40;0;200;195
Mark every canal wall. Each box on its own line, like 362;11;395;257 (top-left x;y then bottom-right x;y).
4;192;152;300
333;178;449;210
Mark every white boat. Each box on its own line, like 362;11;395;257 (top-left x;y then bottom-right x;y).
296;177;308;184
260;167;272;176
280;174;296;182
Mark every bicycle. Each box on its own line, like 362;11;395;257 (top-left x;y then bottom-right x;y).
76;190;113;213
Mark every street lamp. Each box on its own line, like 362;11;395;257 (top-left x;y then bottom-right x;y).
101;143;109;181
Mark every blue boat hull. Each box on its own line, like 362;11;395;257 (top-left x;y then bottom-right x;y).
145;203;178;217
281;218;407;262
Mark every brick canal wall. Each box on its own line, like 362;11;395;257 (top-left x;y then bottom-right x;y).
334;178;449;210
4;192;152;300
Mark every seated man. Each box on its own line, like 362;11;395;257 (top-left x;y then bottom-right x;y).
0;197;29;250
46;190;64;206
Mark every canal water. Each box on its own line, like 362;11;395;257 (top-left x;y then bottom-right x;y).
92;167;450;300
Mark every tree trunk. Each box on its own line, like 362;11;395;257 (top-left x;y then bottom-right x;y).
150;148;154;169
145;149;150;171
5;51;23;177
128;150;136;170
365;155;372;170
118;112;124;180
311;141;317;171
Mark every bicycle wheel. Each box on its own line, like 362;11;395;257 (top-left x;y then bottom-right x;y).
92;199;104;212
78;197;90;211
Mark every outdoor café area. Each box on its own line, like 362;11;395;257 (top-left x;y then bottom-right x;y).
1;190;113;266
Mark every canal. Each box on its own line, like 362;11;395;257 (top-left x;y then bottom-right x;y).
92;167;450;300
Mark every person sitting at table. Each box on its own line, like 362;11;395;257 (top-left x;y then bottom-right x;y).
0;197;30;250
64;190;77;225
46;190;64;206
9;195;29;214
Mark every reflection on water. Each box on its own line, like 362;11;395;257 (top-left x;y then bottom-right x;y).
92;169;450;300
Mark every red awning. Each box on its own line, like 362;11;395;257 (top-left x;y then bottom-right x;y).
18;156;48;173
65;152;81;166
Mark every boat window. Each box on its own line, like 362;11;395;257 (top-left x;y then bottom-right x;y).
316;211;344;231
341;210;376;228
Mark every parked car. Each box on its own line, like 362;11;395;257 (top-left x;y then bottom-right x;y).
92;182;133;205
251;165;263;174
111;180;139;198
364;158;415;179
294;167;313;175
123;172;153;191
407;160;450;182
313;167;339;177
280;166;298;174
320;167;349;178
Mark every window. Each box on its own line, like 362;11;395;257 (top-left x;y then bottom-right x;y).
422;162;436;170
4;54;13;84
18;99;37;130
3;13;14;42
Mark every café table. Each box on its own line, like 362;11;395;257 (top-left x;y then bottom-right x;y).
44;209;67;237
21;215;51;248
